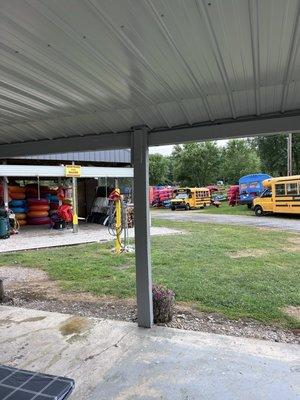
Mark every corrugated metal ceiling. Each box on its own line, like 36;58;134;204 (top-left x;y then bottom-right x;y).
0;0;299;146
22;149;131;163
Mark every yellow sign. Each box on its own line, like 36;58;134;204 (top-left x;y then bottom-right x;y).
65;165;81;177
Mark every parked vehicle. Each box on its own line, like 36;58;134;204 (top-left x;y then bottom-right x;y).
239;174;271;208
214;193;227;202
171;188;211;210
253;175;300;216
227;185;240;206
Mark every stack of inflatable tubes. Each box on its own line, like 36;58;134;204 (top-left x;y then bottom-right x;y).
9;199;28;226
9;186;26;200
48;194;59;211
27;198;51;225
25;184;51;198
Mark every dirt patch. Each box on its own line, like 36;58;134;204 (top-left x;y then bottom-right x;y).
115;263;131;270
282;246;300;252
227;249;269;259
282;237;300;252
283;306;300;322
287;237;300;245
1;265;299;344
0;266;48;286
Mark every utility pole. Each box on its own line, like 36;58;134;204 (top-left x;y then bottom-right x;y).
287;133;293;176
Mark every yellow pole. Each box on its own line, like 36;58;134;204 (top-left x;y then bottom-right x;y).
72;162;78;233
115;187;122;254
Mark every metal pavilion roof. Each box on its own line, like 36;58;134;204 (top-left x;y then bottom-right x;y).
0;0;300;156
21;149;131;163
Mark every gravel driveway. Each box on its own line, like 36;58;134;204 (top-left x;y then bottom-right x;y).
151;211;300;232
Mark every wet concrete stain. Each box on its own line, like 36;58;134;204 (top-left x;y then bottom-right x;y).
21;316;46;323
0;315;46;326
59;316;92;337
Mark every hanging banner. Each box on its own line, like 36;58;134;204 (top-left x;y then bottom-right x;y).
65;165;81;177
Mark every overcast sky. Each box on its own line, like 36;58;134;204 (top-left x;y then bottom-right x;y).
149;140;228;156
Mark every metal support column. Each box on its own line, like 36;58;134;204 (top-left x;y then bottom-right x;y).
132;127;153;328
287;133;293;176
2;161;8;211
2;177;8;211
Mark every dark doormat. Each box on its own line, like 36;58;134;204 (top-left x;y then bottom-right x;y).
0;365;75;399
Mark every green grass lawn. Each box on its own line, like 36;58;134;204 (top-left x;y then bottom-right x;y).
152;202;253;215
200;202;253;215
1;220;299;328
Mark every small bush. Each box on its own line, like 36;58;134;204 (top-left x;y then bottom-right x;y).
152;284;175;324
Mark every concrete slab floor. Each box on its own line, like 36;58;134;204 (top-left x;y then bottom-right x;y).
0;223;182;253
0;306;299;400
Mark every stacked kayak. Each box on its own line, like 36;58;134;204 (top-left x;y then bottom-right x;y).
27;198;51;225
151;186;174;207
227;185;240;206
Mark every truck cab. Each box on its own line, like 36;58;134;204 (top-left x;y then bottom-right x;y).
252;188;273;215
253;175;300;216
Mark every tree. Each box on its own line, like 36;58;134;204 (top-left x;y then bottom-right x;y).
149;153;170;185
221;139;261;184
255;133;300;176
171;142;221;186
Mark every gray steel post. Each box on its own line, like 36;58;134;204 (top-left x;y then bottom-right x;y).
132;127;153;328
287;133;293;176
2;177;8;211
2;161;8;211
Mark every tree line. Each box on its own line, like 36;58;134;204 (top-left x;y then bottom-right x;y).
149;133;300;186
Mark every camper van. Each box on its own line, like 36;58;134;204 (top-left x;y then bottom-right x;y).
171;188;211;210
252;175;300;216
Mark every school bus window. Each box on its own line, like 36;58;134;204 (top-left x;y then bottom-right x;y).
275;184;285;196
261;189;272;198
286;183;298;195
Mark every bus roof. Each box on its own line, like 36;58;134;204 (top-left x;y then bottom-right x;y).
176;187;210;192
239;173;271;184
263;175;300;187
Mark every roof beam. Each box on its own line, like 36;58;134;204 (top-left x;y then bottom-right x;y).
0;164;133;178
149;113;300;146
0;113;299;158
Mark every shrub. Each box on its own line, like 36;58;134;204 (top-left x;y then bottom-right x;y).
152;284;175;324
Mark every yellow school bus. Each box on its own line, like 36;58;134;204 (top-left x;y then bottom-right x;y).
252;175;300;216
171;187;211;210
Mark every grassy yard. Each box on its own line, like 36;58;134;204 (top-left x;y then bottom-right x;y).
200;202;253;215
1;220;299;328
152;202;253;215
